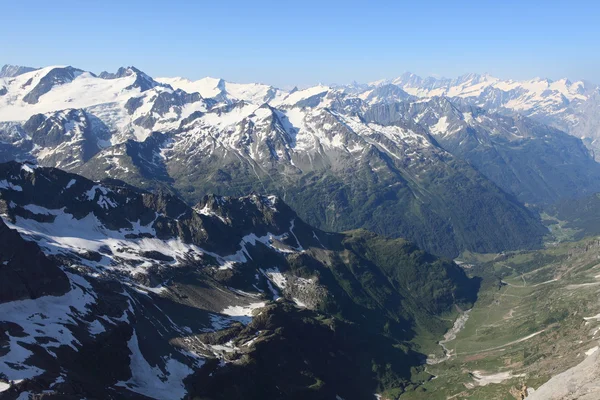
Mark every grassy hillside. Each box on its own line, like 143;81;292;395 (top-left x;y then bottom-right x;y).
403;237;600;399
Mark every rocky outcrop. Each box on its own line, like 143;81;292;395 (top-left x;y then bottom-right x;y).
0;217;69;303
528;346;600;399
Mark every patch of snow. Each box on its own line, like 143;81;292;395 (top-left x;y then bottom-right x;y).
262;267;288;290
209;340;240;354
50;375;66;388
463;112;473;124
0;381;10;392
471;370;525;386
195;204;227;224
20;164;36;173
293;298;307;308
87;319;106;336
0;272;96;381
584;313;600;321
430;116;450;135
221;302;265;318
0;180;23;191
116;330;193;400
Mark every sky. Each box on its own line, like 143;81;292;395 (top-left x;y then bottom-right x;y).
2;0;599;87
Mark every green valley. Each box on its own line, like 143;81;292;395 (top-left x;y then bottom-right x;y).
402;236;600;399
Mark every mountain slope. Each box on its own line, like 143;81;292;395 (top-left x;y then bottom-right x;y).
0;162;478;399
0;64;562;257
361;71;600;158
363;98;600;204
161;99;546;257
0;65;38;78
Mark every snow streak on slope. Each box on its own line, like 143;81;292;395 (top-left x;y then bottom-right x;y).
0;272;96;381
116;330;195;400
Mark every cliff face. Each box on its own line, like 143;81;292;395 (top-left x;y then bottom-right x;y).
0;217;70;303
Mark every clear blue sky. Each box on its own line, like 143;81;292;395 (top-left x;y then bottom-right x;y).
2;0;598;87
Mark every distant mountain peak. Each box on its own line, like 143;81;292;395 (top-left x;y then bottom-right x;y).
0;64;39;78
99;65;148;79
97;66;165;92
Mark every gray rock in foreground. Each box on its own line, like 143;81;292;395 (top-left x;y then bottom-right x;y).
529;345;600;400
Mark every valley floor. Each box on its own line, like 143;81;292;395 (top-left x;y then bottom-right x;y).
404;237;600;399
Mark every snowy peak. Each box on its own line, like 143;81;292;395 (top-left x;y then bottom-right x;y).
125;66;165;92
195;193;293;229
98;66;142;79
355;71;600;155
408;97;470;136
22;66;85;104
382;71;593;105
358;84;414;105
274;85;330;107
98;66;165;92
0;64;39;78
156;75;287;105
369;71;593;103
452;72;496;86
21;108;111;169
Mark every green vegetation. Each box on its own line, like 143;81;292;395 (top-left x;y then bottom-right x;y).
541;212;582;243
544;193;600;240
187;228;481;399
402;237;600;399
80;135;548;259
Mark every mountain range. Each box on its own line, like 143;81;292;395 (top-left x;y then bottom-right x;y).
0;161;478;399
1;62;600;399
2;64;600;257
361;72;600;157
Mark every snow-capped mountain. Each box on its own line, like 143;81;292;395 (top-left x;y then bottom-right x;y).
156;76;288;105
0;162;478;399
363;97;600;204
0;65;213;144
4;63;600;257
2;63;600;399
0;64;39;78
360;72;600;156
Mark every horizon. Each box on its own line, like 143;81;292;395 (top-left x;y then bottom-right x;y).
1;62;598;90
2;0;599;88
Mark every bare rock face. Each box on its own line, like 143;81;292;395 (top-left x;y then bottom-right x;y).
528;346;600;400
0;217;69;303
0;64;38;78
509;384;528;399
